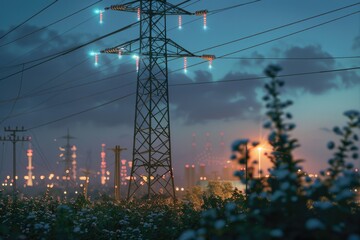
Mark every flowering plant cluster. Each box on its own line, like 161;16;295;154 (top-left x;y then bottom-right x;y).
180;65;360;240
0;65;358;240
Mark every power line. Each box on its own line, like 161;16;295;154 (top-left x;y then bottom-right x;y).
209;0;261;14
7;81;134;120
1;15;97;71
221;56;360;60
198;2;360;53
2;2;358;123
0;20;141;82
218;11;360;59
2;4;357;107
0;0;58;40
28;130;53;173
170;66;360;86
0;0;101;47
168;0;261;31
26;66;359;130
170;9;360;74
4;7;357;106
0;59;135;104
0;64;24;124
27;92;135;130
1;1;356;77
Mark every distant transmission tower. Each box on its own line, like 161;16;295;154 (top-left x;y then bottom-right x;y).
59;129;76;188
99;1;214;200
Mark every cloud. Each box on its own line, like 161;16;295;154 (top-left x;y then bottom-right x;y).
1;24;358;130
234;44;359;95
352;35;360;50
170;70;262;125
0;24;138;129
277;45;338;94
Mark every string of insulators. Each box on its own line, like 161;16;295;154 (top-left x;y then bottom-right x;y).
178;15;182;29
99;10;103;24
203;13;207;29
136;57;139;72
201;55;215;69
102;48;119;54
195;10;208;29
137;8;140;21
107;5;127;11
95;53;99;66
184;57;187;73
118;49;122;59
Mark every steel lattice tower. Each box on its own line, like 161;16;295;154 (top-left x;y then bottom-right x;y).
101;0;214;200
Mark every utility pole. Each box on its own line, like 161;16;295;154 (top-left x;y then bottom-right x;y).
0;126;29;202
109;145;127;201
99;0;214;201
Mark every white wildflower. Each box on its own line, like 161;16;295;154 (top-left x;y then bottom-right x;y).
348;234;360;240
313;201;332;210
179;230;196;240
214;220;225;230
305;218;325;230
270;229;283;238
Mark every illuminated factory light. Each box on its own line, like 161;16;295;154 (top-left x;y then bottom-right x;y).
101;144;107;185
79;176;87;181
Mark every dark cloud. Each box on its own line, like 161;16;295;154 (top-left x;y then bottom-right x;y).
0;24;138;130
235;45;359;94
239;51;265;66
352;35;360;50
1;24;358;131
278;45;338;94
170;70;262;125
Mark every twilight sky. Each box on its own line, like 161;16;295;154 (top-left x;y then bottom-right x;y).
0;0;359;185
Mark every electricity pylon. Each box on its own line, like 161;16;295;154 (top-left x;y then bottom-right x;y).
100;1;215;200
59;129;76;190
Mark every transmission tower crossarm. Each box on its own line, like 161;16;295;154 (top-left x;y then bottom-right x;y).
104;0;199;16
105;1;139;13
166;38;198;57
100;38;140;55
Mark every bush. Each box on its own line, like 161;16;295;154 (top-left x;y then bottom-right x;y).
179;65;360;240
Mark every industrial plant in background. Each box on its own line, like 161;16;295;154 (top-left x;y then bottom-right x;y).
58;130;77;190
